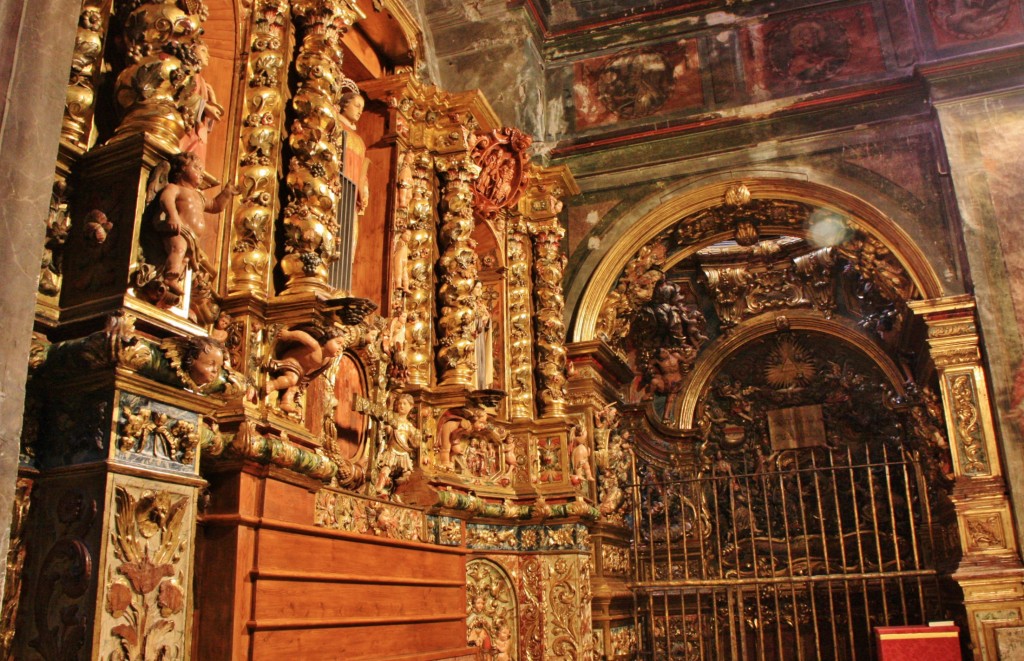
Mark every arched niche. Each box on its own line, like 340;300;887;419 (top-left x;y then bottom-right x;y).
331;351;368;461
679;313;905;448
571;176;946;343
466;558;519;659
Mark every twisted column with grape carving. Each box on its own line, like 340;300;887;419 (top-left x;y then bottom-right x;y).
530;221;568;418
280;0;363;294
434;153;481;386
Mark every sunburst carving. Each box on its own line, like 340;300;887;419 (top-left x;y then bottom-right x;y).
764;338;816;389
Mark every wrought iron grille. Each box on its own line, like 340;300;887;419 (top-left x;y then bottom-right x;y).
630;445;945;661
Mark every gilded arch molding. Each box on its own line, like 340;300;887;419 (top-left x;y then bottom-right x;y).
674;310;908;428
572;177;945;342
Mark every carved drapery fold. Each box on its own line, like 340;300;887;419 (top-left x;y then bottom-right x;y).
279;0;364;294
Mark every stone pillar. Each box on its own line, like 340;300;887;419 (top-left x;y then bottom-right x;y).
0;0;81;609
434;152;481;387
279;0;364;295
910;295;1024;661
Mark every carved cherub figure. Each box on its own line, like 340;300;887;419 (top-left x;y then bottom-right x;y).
156;152;238;295
569;422;595;485
264;327;346;413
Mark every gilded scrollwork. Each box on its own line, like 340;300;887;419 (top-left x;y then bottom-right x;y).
101;481;193;660
965;513;1006;551
435;153;482;385
544;554;594;659
948;373;989;475
531;222;568;417
601;543;631;575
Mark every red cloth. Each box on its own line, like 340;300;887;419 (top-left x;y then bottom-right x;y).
875;625;961;661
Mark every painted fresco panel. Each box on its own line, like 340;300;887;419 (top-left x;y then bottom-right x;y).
573;39;703;129
926;0;1024;50
745;4;886;98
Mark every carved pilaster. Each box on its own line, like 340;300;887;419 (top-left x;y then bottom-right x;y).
434;152;481;386
110;0;205;151
506;221;534;419
63;0;111;147
909;294;1024;661
227;0;290;298
279;0;364;294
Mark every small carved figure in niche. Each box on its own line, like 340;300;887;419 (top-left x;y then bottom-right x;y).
498;428;518;480
156;152;238;296
178;40;224;162
384;304;409;382
435;407;488;471
570;423;594;485
395;151;414;211
599;430;630;517
210;311;231;344
264;327;346;413
473;282;494;390
374;394;419;499
391;228;412;295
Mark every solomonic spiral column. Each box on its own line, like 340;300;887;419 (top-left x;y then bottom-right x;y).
111;0;205;150
280;0;364;295
434;153;481;386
